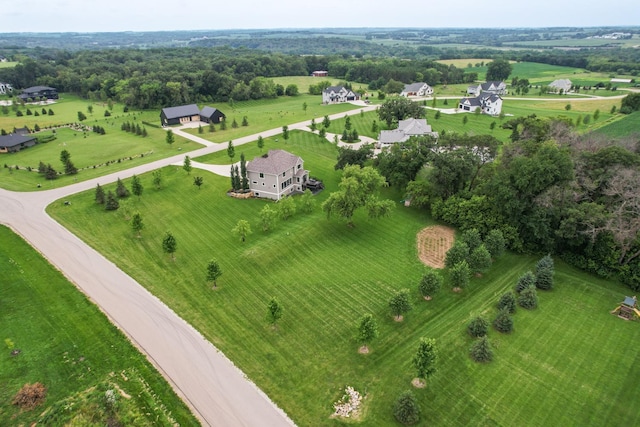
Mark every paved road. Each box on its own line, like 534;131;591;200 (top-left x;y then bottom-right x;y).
0;104;375;426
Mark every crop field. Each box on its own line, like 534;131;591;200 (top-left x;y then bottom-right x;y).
593;111;640;138
0;226;198;426
271;76;342;94
48;131;640;426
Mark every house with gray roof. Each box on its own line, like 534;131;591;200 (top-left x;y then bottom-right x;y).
0;133;37;154
467;81;507;96
377;118;438;147
400;82;433;97
322;86;360;104
458;93;503;116
18;86;58;102
548;79;572;94
160;104;226;126
246;150;309;200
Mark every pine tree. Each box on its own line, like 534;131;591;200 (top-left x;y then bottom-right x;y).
131;213;144;237
95;183;105;204
183;155;192;175
115;178;130;198
257;135;264;151
105;191;119;211
493;308;514;333
131;174;143;198
470;336;493;363
240;153;249;191
497;292;517;314
233;165;241;192
267;297;283;326
394;391;420;425
467;316;489;337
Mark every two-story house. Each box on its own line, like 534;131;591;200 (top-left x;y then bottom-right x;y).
377;118;438;147
458;93;503;116
247;150;309;200
467;81;507;96
322;86;360;104
400;82;434;97
18;86;59;102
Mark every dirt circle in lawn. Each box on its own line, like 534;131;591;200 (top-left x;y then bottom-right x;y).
417;225;456;269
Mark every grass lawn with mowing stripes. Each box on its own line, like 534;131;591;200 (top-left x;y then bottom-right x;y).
0;226;199;426
48;131;640;426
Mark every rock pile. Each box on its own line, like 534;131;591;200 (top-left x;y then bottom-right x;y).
332;386;362;418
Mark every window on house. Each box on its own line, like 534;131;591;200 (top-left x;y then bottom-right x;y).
297;164;301;169
283;172;286;177
259;173;264;178
252;181;257;184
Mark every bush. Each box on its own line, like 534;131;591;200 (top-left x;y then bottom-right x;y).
518;286;538;309
393;391;420;425
467;316;489;337
497;292;517;314
12;382;47;410
493;309;514;333
470;336;493;363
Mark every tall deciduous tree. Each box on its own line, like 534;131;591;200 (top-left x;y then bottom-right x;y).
259;205;277;232
486;59;512;81
322;165;394;227
193;176;204;189
278;196;296;220
450;260;470;291
232;219;252;242
468;244;492;274
484;229;506;259
206;259;222;288
389;289;412;321
413;337;437;384
377;97;424;127
445;242;469;269
357;314;378;352
418;270;443;300
162;231;177;260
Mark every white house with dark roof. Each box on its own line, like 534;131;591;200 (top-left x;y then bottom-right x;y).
377;118;438;147
400;82;433;97
0;82;12;94
548;79;572;94
160;104;226;126
467;81;507;96
458;93;503;116
247;149;309;200
322;86;360;104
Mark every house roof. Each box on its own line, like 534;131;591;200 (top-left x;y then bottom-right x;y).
161;104;200;120
22;86;56;93
478;93;502;102
402;82;427;93
246;150;302;175
323;86;346;93
378;130;410;144
398;118;433;134
200;106;224;118
549;79;572;88
481;81;505;91
0;134;36;149
459;97;483;107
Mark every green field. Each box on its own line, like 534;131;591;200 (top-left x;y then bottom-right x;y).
0;61;18;69
0;225;198;426
593;111;640;138
48;131;640;426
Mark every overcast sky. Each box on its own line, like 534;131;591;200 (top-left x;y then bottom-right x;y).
3;0;639;33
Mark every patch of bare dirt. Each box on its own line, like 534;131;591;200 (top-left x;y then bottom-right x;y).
417;225;455;268
411;378;426;388
358;346;370;354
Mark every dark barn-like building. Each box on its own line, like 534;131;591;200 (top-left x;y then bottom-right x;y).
18;86;59;102
0;134;37;153
160;104;226;126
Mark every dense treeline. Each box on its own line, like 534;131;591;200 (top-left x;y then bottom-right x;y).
370;117;640;291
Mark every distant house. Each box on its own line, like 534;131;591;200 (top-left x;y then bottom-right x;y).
458;93;503;116
467;81;507;96
400;82;433;97
0;133;37;154
548;79;573;94
377;118;438;146
246;149;309;200
160;104;226;126
0;82;13;94
312;70;328;77
322;86;360;104
18;86;58;102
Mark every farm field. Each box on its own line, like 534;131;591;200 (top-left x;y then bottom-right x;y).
48;131;640;426
593;111;640;138
0;225;199;426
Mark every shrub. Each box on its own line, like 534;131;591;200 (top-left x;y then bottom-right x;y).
493;309;514;333
470;336;493;363
467;316;489;338
12;382;47;410
393;391;420;425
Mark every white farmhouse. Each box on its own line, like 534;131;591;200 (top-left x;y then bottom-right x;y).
247;150;309;201
322;86;360;104
400;82;434;97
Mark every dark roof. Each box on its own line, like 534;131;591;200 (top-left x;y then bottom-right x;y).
459;97;482;107
247;150;302;175
161;104;200;120
478;93;501;102
22;86;56;93
200;106;224;118
402;82;428;92
0;134;36;149
622;296;637;307
323;85;347;93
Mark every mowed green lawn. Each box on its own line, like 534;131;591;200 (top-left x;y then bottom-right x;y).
0;226;198;426
48;131;640;426
0;96;201;191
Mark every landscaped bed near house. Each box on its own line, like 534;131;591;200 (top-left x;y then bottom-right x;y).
48;131;640;426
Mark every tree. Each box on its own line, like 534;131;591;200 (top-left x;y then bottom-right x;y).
285;84;299;96
278;196;296;220
183;155;192;175
335;144;373;170
389;289;412;321
206;259;222;288
486;59;512;81
131;174;143;198
209;122;216;132
470;336;493;363
282;125;289;141
418;270;443;300
444;242;469;269
468;244;492;274
242;116;249;126
377;97;424;127
64;159;78;175
467;316;489;337
131;212;144;237
322;115;331;128
299;189;315;214
77;111;87;121
232;219;252;243
497;292;517;314
231;118;238;128
357;314;378;352
105;191;119;211
152;170;163;190
233;165;241;192
267;297;283;326
593;109;600;121
322;165;394;227
518;286;539;309
310;118;317;131
493;308;514;333
514;271;535;294
413;338;437;383
198;124;203;134
95;183;105;204
318;127;326;140
165;129;174;145
535;257;554;291
239;153;249;191
484;229;506;259
460;228;482;252
257;135;265;151
393;391;420;425
490;121;496;131
87;105;93;114
462;115;469;125
115;178;130;198
227;140;235;161
193;176;204;189
60;150;71;164
450;260;470;291
162;231;177;260
259;205;277;232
